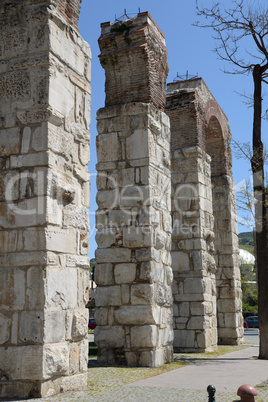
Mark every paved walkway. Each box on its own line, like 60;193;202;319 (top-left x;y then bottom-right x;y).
130;345;267;393
11;330;268;401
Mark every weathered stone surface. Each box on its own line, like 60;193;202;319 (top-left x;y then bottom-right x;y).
72;309;88;339
114;306;161;325
96;14;173;368
19;311;44;343
43;311;65;343
0;269;26;310
46;268;78;309
114;263;136;284
43;344;69;379
95;286;122;306
0;1;91;397
0;313;11;344
130;325;158;348
94;326;125;348
130;284;154;305
95;263;113;286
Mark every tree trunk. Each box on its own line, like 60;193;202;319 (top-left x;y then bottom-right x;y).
251;64;268;359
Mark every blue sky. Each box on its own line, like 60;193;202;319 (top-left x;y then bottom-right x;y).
78;0;266;258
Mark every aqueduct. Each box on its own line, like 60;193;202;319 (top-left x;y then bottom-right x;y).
0;1;243;399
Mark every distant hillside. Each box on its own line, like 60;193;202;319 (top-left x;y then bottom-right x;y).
238;232;254;255
90;258;96;271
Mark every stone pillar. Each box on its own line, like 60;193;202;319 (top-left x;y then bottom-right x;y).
170;147;217;352
0;1;91;399
95;12;173;367
166;78;243;350
212;176;244;344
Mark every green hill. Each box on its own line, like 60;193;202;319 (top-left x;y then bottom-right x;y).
238;232;254;254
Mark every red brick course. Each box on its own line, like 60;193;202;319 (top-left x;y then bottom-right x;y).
166;78;232;177
98;12;169;111
56;0;82;30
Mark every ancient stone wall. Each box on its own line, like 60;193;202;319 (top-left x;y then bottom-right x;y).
0;0;91;398
95;12;173;367
166;79;243;348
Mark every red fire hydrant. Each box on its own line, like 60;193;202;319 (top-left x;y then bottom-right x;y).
237;384;258;401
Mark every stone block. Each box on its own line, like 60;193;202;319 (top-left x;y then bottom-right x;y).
190;301;207;316
95;286;121;306
94;308;108;325
135;248;151;262
79;338;89;372
120;185;150;208
94;326;125;348
187;316;206;330
139;351;159;367
60;372;87;393
130;284;154;305
154;229;167;249
96;189;119;209
95;263;113;286
0;71;30;102
69;343;79;374
43;343;69;379
156;284;173;306
158;327;174;347
184;278;205;294
0;171;19;202
217;299;237;313
19;311;44;343
44;311;65;343
196;330;214;350
130;325;157;348
0;346;43;381
138;208;160;227
171;251;190;272
114;305;161;325
114;263;136;284
10;152;48;168
96;132;120;162
219;254;235;268
0;313;11;344
217;327;240;339
108;210;132;227
63;205;89;231
173;330;195;349
224;313;238;328
82;180;90;208
32;123;48;151
95;228;116;248
126;129;149;160
72;309;88;339
179;302;190;317
46;228;77;254
121;285;130;304
23;229;46;251
46;267;77;309
0;268;25;310
123;226;153;248
95;248;131;263
139;261;153;282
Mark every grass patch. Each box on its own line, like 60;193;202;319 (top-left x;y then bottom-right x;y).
256;379;268;390
87;360;187;395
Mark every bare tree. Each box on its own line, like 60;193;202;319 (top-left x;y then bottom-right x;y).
195;0;268;359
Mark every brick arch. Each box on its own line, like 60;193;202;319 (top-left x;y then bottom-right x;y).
205;100;232;177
